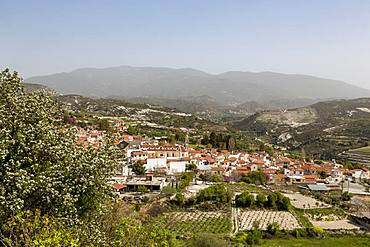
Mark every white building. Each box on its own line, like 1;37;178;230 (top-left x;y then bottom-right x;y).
145;158;167;171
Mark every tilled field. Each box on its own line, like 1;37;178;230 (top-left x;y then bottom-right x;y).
311;219;360;230
283;193;330;209
238;210;301;230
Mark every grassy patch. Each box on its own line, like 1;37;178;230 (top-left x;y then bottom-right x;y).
289;207;313;228
260;236;370;247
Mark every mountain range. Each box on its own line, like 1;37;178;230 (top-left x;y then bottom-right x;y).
26;66;370;106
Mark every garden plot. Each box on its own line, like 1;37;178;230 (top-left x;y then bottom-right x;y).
162;211;231;235
305;207;345;221
311;219;360;230
238;210;301;231
283;193;330;209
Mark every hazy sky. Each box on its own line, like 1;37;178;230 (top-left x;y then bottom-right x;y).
1;0;370;88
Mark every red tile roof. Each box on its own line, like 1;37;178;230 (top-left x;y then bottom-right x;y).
112;183;126;190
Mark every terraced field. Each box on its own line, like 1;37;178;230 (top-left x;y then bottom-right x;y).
162;211;232;235
340;146;370;166
351;146;370;153
238;210;301;230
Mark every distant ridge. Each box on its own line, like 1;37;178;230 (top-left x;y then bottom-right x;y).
26;65;370;105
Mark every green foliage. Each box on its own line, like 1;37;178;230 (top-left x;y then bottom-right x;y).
265;192;290;210
201;134;209;145
190;233;228;247
186;163;197;171
132;160;146;175
256;193;267;207
266;222;280;236
247;229;262;246
175;193;185;207
235;192;255;207
225;182;266;194
211;173;223;182
240;171;266;185
137;185;149;193
98;118;111;131
311;190;345;206
342;161;364;170
199;171;213;182
341;192;353;201
279;196;291;210
162;211;231;236
199;171;226;183
161;186;177;196
237;191;290;210
260;236;370;247
114;217;179;247
178;172;194;190
196;184;231;204
289;208;313;228
0;70;174;246
0;69;116;224
126;125;138;135
318;170;328;179
202;132;238;150
259;143;274;155
235;222;262;246
2;210;79;247
312;226;325;236
266;193;278;208
175;132;186;142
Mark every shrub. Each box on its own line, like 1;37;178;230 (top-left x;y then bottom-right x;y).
178;172;194;190
161;186;177;196
132;160;146;175
246;222;262;246
256;193;266;207
240;171;266;185
2;210;79;247
266;222;280;236
341;192;353;201
266;193;278;208
186;163;197;171
196;184;231;204
191;233;228;247
312;226;325;236
175;193;185;207
236;191;255;208
278;196;291;211
138;185;149;193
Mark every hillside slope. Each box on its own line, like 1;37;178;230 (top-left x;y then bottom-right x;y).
24;83;58;95
235;98;370;159
55;94;224;131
